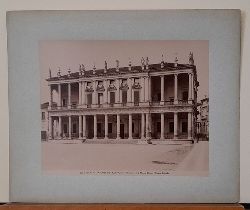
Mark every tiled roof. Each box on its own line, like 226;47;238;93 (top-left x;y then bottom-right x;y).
41;102;49;109
47;62;195;82
41;102;56;109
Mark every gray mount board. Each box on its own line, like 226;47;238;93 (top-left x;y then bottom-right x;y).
7;10;240;203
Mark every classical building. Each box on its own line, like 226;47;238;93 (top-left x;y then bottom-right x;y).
197;97;209;140
43;53;199;143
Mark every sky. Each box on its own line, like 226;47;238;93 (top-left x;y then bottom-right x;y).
40;40;208;103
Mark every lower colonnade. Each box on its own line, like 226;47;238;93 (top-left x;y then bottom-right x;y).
48;112;194;141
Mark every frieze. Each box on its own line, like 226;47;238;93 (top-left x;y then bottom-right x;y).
49;104;193;117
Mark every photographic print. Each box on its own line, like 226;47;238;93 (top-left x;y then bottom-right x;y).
40;40;209;176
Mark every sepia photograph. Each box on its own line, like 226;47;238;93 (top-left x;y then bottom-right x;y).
40;40;209;176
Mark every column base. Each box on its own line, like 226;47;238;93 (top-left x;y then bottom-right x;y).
160;101;164;105
174;100;178;105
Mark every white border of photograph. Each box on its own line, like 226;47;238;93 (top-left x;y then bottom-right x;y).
7;10;240;203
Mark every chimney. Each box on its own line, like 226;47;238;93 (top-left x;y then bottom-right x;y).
49;68;52;78
67;68;71;77
145;57;149;70
189;52;194;65
104;60;107;74
161;54;164;69
93;63;96;75
116;60;119;72
141;57;145;70
57;67;61;77
80;64;85;76
174;56;178;67
128;58;132;71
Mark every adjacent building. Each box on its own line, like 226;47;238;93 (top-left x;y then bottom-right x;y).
42;53;199;143
197;97;209;140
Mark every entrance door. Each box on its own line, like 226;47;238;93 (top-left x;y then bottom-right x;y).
120;124;125;139
182;122;188;133
169;122;174;133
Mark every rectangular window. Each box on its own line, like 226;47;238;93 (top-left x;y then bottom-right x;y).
87;94;92;105
110;92;115;104
182;91;188;101
134;91;140;105
132;123;134;133
108;123;112;134
122;91;127;104
41;112;45;120
98;93;103;104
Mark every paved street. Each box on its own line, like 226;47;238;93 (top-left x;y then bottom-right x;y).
42;141;208;176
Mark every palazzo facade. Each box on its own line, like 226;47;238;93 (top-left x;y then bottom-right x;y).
44;54;199;143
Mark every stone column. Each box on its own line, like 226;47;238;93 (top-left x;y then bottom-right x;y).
58;84;61;108
161;113;164;140
79;82;82;106
148;77;152;102
174;74;178;104
104;80;108;106
58;116;62;139
117;114;120;140
68;115;72;139
146;113;149;138
107;91;110;105
49;84;52;109
115;79;120;104
188;73;192;103
129;114;132;139
140;77;145;103
144;77;149;102
127;78;132;105
68;83;71;108
141;113;145;139
79;115;82;139
92;81;97;106
94;114;97;139
82;82;86;106
160;76;165;105
188;112;192;139
48;115;52;139
191;74;194;100
174;112;178;138
105;114;108;139
82;115;86;139
131;78;134;104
